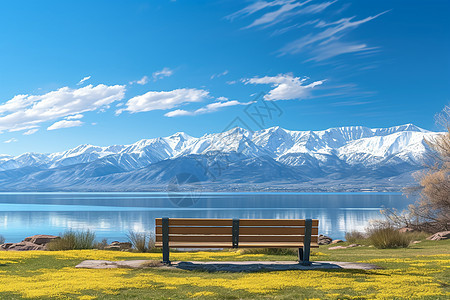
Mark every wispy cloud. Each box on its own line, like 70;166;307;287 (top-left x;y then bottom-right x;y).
152;67;174;81
280;11;389;57
225;0;288;21
65;114;84;120
284;11;389;61
165;99;252;117
210;70;229;80
47;120;83;131
228;1;389;62
4;138;17;143
23;128;38;135
118;88;209;114
77;76;91;85
243;73;324;101
0;84;125;133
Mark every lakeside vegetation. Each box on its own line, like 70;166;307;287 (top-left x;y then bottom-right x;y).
0;239;448;299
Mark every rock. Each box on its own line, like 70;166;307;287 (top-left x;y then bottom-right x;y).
0;243;14;250
426;231;450;241
76;260;161;269
328;244;361;250
398;227;414;233
331;239;344;244
75;260;382;271
110;241;132;250
104;245;121;251
412;241;421;244
23;235;59;245
318;235;333;245
6;241;45;251
328;246;347;250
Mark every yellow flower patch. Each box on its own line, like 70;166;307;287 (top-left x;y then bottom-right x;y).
0;249;448;299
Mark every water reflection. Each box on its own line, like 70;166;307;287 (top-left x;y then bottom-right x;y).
0;193;414;242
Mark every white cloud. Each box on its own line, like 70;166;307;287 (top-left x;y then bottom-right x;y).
0;84;125;133
4;138;17;143
210;70;229;80
47;120;83;131
152;67;174;81
65;114;84;120
137;76;149;85
23;128;39;135
243;73;324;101
165;100;252;117
121;88;209;114
77;76;91;85
280;11;389;60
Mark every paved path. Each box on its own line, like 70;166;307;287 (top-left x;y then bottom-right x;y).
76;260;381;272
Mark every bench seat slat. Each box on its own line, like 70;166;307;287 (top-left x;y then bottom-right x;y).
155;235;319;243
156;218;232;226
155;242;319;248
156;226;232;235
239;227;318;235
239;219;319;227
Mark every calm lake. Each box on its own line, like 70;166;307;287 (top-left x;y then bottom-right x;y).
0;192;415;242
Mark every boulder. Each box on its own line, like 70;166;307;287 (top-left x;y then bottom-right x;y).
108;241;132;250
426;231;450;241
318;235;333;245
331;239;344;244
6;241;45;251
23;235;59;245
0;243;14;250
398;227;414;233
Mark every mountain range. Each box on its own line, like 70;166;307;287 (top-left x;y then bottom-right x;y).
0;124;441;192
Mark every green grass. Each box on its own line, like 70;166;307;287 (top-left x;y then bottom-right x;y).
0;239;448;299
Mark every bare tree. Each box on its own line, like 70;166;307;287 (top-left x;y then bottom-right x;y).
383;105;450;232
410;105;450;231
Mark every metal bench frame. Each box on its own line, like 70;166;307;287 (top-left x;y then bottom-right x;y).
156;218;319;266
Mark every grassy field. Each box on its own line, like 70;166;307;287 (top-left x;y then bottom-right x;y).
0;239;449;299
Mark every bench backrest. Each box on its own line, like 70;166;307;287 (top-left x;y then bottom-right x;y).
155;218;319;248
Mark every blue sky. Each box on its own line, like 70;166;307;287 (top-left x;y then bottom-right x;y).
0;0;449;155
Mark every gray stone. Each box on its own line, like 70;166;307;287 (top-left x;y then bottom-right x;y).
75;260;381;272
76;260;162;269
426;231;450;241
328;244;361;250
328;245;347;250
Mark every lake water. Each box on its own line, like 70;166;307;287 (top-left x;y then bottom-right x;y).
0;192;415;242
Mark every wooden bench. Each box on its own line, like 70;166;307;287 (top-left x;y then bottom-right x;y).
155;218;319;265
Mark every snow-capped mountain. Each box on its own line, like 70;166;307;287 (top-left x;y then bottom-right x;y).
0;124;441;191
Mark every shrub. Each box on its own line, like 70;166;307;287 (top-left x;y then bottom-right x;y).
0;235;5;244
127;231;155;253
345;231;367;244
94;238;108;250
47;230;95;250
367;226;411;249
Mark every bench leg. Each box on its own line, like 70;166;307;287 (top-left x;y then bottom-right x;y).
302;219;312;266
162;217;170;265
298;247;303;261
